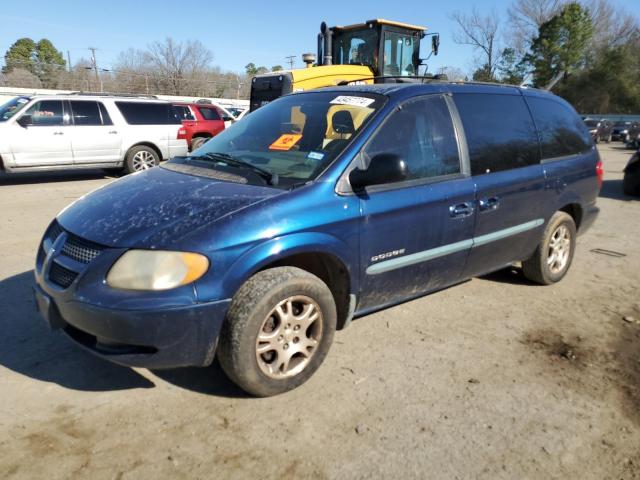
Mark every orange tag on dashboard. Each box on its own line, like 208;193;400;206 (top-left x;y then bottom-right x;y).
269;134;302;151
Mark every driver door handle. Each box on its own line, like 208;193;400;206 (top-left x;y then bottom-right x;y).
53;131;64;135
479;196;500;212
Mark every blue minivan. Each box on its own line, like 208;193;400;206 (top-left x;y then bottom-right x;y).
34;83;601;396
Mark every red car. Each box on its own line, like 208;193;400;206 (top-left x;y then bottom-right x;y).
173;102;225;150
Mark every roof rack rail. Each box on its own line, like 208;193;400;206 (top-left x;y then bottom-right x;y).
63;92;159;99
336;74;450;86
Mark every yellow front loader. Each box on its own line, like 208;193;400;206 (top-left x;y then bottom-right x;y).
249;19;439;111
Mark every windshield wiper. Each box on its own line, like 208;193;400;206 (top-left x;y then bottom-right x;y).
191;152;278;186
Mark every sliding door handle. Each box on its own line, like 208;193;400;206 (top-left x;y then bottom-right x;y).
449;202;474;218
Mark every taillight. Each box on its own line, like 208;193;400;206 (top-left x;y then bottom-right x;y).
596;160;604;189
177;128;187;139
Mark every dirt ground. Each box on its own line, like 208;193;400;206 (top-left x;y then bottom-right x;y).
0;143;638;479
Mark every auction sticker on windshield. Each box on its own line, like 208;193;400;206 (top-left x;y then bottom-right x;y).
330;96;375;107
269;133;303;151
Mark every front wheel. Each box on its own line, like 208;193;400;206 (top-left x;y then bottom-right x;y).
522;211;576;285
217;267;337;397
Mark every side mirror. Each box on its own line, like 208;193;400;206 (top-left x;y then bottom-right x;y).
349;153;408;191
432;35;440;56
17;115;32;127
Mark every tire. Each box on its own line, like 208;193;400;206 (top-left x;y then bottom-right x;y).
623;166;640;196
522;211;577;285
217;267;337;397
190;136;209;151
124;145;160;174
606;134;612;143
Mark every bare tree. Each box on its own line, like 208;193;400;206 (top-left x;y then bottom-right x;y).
451;8;501;78
584;0;640;48
145;38;213;96
3;68;41;88
507;0;565;51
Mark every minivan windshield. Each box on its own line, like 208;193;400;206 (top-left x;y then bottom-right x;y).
181;91;385;188
0;96;30;122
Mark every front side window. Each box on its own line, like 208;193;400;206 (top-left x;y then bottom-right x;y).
174;105;195;121
527;97;591;159
454;93;540;175
70;101;102;126
181;91;385;188
23;100;65;126
382;32;419;76
333;28;380;70
363;95;460;181
0;96;30;122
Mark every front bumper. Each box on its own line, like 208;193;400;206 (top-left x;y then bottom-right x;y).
33;222;230;369
34;282;230;368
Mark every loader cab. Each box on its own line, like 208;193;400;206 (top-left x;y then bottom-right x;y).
322;19;426;77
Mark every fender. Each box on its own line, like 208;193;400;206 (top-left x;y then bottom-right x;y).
220;231;359;298
553;189;583;218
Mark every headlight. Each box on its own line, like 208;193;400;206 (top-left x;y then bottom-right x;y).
106;250;209;291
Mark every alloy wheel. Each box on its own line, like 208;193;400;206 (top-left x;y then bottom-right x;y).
255;295;323;379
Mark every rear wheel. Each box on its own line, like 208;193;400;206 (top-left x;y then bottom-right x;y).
217;267;337;397
124;146;159;174
190;136;209;151
623;164;640;196
522;211;576;285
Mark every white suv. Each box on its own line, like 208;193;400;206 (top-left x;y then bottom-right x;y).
0;94;189;174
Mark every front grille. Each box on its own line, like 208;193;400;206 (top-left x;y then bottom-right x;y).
49;261;78;289
62;235;103;264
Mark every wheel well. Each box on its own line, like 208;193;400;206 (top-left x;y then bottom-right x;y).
0;155;4;172
192;132;212;138
560;203;583;230
126;142;163;162
261;253;352;330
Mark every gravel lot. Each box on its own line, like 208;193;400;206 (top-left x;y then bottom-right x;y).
1;144;638;479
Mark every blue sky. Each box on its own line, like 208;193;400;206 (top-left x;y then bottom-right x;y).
1;0;638;75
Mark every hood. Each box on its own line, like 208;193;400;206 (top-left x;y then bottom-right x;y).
57;166;282;248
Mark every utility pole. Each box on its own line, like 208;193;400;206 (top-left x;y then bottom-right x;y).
285;55;296;70
88;47;101;92
66;51;72;72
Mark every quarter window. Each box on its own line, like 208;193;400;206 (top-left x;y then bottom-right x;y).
364;95;461;181
199;107;221;121
526;96;591;159
115;102;181;125
454;93;540;175
23;100;65;126
70;101;102;126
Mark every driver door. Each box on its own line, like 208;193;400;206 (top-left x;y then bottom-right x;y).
355;95;476;311
11;100;74;167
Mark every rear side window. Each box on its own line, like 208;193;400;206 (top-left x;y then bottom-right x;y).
199;107;221;121
364;95;460;181
526;96;591;159
115;102;181;125
174;105;195;121
454;93;540;175
70;101;102;126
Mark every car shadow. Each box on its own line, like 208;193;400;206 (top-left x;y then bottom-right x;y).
152;362;250;398
479;266;538;286
0;270;153;391
0;169;117;186
599;179;638;201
